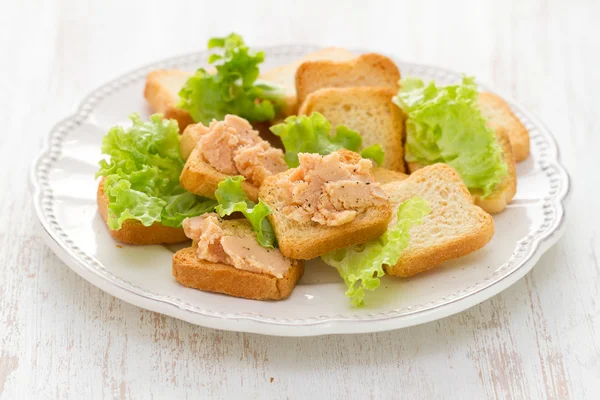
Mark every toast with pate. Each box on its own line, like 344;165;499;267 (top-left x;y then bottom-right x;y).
179;115;287;202
173;214;304;300
179;120;283;161
260;150;392;259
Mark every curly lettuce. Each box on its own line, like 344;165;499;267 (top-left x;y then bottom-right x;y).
214;176;276;248
178;33;285;125
97;114;216;230
393;77;507;197
269;112;385;167
322;196;431;307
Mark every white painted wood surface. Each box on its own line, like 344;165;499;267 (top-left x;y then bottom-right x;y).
0;0;598;398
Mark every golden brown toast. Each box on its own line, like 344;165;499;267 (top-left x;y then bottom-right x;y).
478;92;530;162
172;247;304;300
295;53;400;106
97;178;188;245
383;164;495;277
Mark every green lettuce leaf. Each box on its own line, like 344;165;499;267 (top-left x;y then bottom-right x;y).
97;113;216;229
178;33;285;125
393;77;507;197
321;196;431;307
360;144;385;166
269;112;385;167
214;176;276;248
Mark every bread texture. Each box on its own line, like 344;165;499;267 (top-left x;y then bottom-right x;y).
373;167;409;184
179;145;260;202
260;47;355;116
97;178;188;245
299;87;405;172
406;128;517;214
478;92;530;162
383;164;495;277
172;247;304;300
295;53;400;106
144;70;195;132
259;151;392;260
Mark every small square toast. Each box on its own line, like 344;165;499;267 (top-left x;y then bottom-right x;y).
295;53;400;106
382;164;495;277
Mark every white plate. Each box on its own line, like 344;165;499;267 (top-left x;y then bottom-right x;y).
30;45;570;336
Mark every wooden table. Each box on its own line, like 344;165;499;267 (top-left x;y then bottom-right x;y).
1;0;597;398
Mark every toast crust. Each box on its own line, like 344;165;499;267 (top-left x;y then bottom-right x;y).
179;145;260;202
478;92;530;162
383;164;495;277
144;70;194;132
260;151;392;260
97;178;188;245
295;53;401;105
298;87;406;172
172;247;304;300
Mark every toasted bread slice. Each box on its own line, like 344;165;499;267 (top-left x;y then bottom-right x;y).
172;247;304;300
478;92;530;162
260;151;392;260
382;164;495;277
180;145;260;202
407;128;517;214
260;47;355;116
299;87;405;172
295;53;400;106
373;167;409;184
97;178;188;245
144;70;195;131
